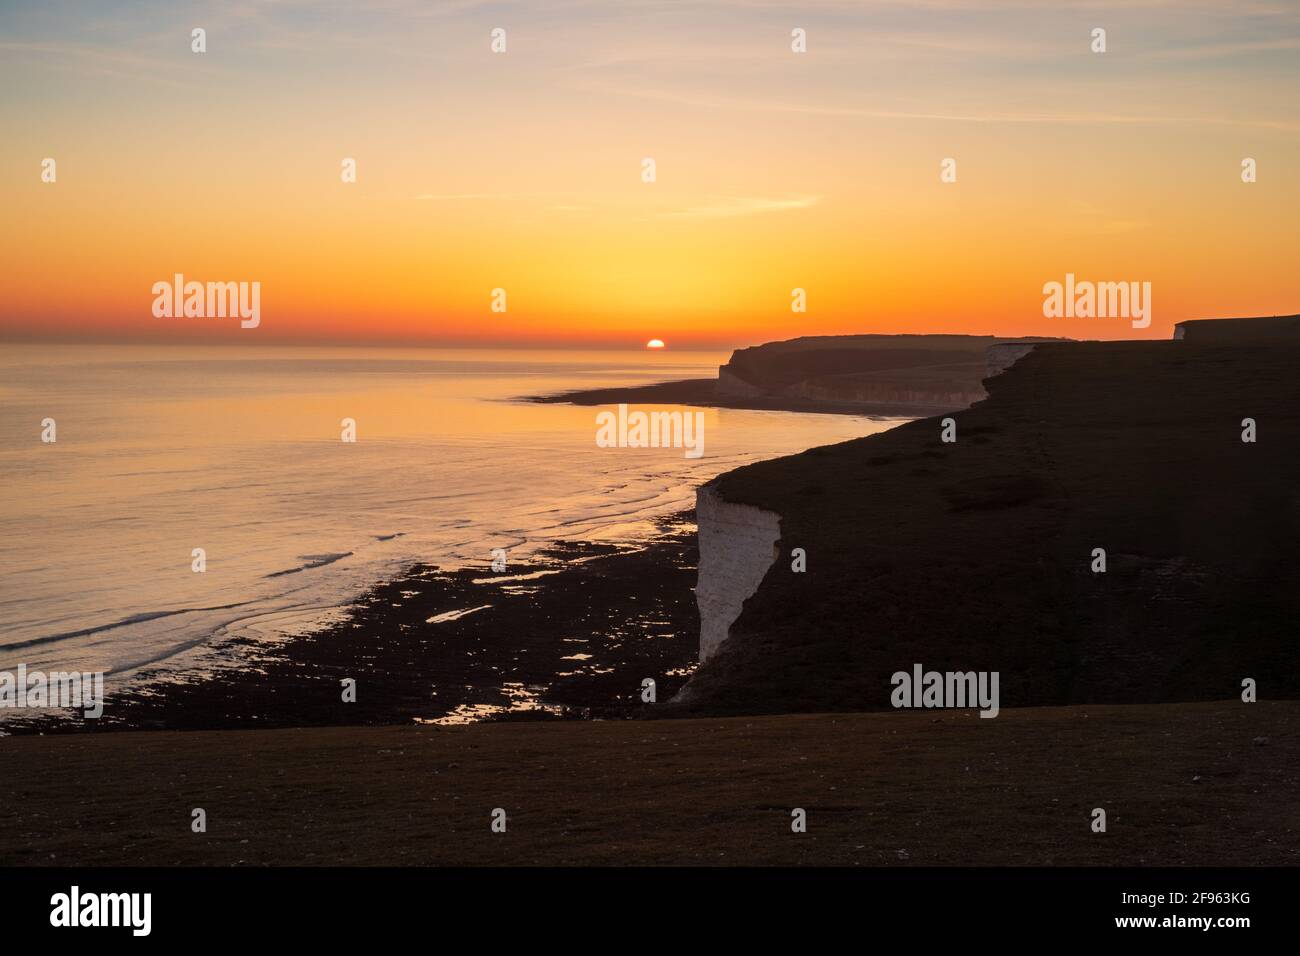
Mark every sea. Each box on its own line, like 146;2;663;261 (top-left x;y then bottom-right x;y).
0;344;899;696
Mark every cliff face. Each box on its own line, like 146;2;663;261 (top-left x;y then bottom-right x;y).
985;342;1041;377
676;336;1300;715
779;376;986;411
693;485;781;663
715;367;766;399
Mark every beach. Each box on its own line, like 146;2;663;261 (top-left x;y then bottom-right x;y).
16;513;700;732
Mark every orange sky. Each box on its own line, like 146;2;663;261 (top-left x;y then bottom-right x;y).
2;1;1298;349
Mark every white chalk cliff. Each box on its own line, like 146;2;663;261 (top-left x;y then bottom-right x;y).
693;484;781;663
985;342;1040;378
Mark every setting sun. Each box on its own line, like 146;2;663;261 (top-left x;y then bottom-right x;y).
646;339;666;349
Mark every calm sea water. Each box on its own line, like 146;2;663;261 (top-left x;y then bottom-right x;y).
0;344;899;691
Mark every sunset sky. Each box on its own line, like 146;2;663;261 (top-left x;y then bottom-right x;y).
2;0;1298;348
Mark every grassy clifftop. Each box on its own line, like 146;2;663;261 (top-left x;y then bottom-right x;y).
4;702;1296;865
678;340;1300;715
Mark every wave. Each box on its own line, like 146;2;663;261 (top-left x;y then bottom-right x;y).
264;552;354;578
0;601;255;651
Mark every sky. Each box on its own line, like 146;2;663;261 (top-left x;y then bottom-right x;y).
1;0;1298;349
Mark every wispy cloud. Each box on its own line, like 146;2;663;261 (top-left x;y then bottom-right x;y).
581;83;1300;133
0;40;215;87
661;194;822;219
1066;201;1150;236
413;193;516;201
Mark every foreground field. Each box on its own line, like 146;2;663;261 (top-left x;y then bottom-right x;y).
3;701;1296;866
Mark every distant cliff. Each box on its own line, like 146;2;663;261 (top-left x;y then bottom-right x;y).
1174;313;1300;341
530;333;1065;417
715;334;1062;413
674;329;1300;715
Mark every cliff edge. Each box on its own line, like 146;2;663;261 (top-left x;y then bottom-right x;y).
675;333;1300;715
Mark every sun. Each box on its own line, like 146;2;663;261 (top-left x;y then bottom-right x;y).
646;339;666;349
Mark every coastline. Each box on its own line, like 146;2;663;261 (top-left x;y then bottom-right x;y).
524;378;941;418
676;339;1300;716
523;333;1071;419
10;513;700;734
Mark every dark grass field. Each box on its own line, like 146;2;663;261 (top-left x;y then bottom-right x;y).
2;701;1295;866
